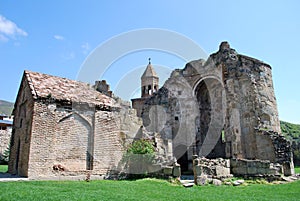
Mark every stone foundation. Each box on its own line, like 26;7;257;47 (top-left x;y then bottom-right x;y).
230;158;282;176
192;156;232;185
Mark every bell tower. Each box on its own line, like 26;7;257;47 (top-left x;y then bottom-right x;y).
132;58;159;117
141;58;159;98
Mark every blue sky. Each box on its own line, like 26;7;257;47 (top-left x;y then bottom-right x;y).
0;1;299;124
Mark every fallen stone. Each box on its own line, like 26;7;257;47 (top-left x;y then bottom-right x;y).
236;179;245;184
212;179;222;186
173;164;181;177
289;176;298;181
163;166;173;175
206;178;213;184
282;176;293;182
232;179;245;186
196;175;207;186
183;183;194;188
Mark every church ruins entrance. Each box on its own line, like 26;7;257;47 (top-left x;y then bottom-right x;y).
174;144;189;173
194;78;226;159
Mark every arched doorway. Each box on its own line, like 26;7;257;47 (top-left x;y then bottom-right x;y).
194;78;226;158
174;144;189;173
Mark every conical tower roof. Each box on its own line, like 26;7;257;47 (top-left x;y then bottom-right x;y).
142;58;158;78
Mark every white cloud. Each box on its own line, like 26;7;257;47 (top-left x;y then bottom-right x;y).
54;35;64;40
81;42;90;54
0;15;27;41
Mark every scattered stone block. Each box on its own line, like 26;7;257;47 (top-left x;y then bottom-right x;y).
196;175;207;186
183;183;194;188
212;179;222;186
232;179;244;186
163;166;173;175
283;162;294;176
173;164;181;177
224;181;232;185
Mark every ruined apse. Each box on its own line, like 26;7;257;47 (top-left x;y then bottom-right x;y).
134;42;293;174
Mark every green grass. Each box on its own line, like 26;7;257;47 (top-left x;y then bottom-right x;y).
295;166;300;174
0;179;299;201
0;165;8;173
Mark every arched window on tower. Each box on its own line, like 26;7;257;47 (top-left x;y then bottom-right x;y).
154;85;157;93
148;85;152;95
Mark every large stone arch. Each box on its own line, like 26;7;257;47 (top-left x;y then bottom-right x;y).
193;76;226;158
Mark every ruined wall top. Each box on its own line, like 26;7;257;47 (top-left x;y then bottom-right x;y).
219;41;231;51
213;41;272;69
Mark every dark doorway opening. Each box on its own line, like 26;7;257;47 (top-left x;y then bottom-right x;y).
177;152;188;172
174;145;190;174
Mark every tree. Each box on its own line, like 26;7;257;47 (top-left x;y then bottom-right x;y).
1;143;10;164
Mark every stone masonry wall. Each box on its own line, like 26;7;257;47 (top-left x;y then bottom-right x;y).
230;158;285;176
138;42;292;174
8;76;34;177
211;42;281;160
193;156;231;185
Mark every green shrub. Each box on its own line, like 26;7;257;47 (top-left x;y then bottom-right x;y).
280;121;300;165
123;139;156;177
127;139;155;155
0;143;10;165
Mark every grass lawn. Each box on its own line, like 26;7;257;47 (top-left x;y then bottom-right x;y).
0;165;8;173
0;179;299;201
295;166;300;174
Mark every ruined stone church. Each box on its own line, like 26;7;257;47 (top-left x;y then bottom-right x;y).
9;42;294;179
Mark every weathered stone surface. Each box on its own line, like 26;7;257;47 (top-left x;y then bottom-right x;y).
196;175;208;186
182;183;194;188
283;161;294;176
193;157;231;179
233;179;245;186
212;179;222;186
163;166;173;175
173;163;181;177
134;41;293;176
230;158;289;177
215;165;230;176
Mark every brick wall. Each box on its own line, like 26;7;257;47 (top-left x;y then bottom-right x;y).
8;76;34;177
